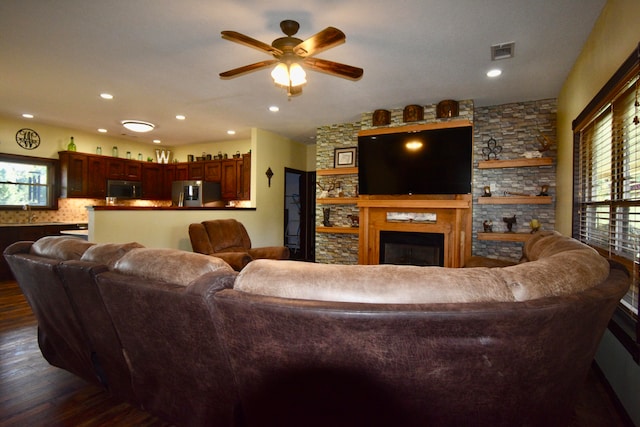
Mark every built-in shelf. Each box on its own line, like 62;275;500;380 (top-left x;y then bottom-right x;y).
316;167;358;176
317;197;359;205
477;232;534;242
316;226;359;234
478;157;553;169
478;196;552;205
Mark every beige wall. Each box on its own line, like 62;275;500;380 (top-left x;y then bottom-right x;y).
556;0;640;234
0;114;162;160
556;1;640;424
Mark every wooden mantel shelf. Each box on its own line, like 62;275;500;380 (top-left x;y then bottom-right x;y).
316;226;359;234
357;199;471;209
478;157;553;169
478;196;552;205
317;167;358;176
477;232;534;242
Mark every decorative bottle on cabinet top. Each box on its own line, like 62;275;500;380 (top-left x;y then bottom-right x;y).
67;136;76;151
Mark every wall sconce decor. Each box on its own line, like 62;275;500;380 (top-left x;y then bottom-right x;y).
482;137;502;160
265;167;274;187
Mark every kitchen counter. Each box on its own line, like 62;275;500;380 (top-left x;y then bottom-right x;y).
0;221;88;227
87;206;255;211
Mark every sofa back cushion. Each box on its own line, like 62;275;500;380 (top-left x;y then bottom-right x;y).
235;260;515;303
30;236;95;260
113;248;233;286
80;241;145;269
235;234;610;304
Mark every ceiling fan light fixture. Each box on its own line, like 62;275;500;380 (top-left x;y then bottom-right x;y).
121;120;155;133
271;62;307;88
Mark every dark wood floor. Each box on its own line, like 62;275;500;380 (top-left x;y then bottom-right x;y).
0;279;632;427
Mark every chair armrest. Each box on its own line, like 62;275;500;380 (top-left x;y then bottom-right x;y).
213;252;253;271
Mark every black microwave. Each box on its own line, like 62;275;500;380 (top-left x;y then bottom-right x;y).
107;180;141;199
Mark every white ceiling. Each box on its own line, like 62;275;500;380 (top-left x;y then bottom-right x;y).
0;0;605;146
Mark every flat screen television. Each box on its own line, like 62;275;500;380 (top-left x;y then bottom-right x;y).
358;125;473;195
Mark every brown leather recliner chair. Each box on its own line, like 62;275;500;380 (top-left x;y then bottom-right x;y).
189;219;290;271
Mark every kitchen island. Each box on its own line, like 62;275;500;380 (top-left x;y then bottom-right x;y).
87;205;272;251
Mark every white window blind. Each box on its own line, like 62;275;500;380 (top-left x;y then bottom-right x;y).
577;75;640;317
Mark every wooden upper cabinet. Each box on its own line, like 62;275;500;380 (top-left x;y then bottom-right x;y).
86;156;107;198
241;153;251;200
221;159;238;199
188;162;205;180
204;160;222;182
59;152;88;197
106;158;142;181
141;163;164;199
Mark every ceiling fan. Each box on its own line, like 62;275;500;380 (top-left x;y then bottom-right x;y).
219;20;363;96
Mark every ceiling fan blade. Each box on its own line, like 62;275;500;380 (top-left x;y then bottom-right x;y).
303;58;363;80
219;59;279;78
294;27;345;57
221;31;283;56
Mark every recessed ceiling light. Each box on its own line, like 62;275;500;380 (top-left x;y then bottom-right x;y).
487;69;502;78
176;115;186;120
227;130;236;135
98;128;108;133
153;139;161;144
22;113;34;119
121;120;155;133
100;93;114;99
269;106;279;112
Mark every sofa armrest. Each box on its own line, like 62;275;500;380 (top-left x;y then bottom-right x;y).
248;246;290;261
3;241;33;256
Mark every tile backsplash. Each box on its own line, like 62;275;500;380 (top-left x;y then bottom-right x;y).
0;198;171;224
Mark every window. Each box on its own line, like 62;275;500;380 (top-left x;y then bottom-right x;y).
0;153;58;209
573;43;640;361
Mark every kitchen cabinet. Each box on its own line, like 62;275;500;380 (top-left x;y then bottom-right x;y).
141;163;164;199
188;162;205;180
59;152;88;197
58;151;251;201
87;156;107;198
0;223;88;281
106;158;141;181
204;160;222;182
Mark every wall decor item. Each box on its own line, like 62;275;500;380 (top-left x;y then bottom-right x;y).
334;147;357;168
372;109;391;126
503;215;517;232
155;149;171;163
322;207;332;227
436;99;459;118
403;104;424;122
482;137;502;160
15;128;40;150
483;220;493;232
530;219;541;233
482;186;492;197
265;167;274;187
538;185;549;196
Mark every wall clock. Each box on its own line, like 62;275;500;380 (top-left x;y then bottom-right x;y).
15;128;41;150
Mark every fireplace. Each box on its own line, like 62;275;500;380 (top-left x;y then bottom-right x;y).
357;195;472;267
379;231;444;266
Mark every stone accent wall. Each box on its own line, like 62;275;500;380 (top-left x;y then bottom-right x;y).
473;99;557;261
315;98;557;264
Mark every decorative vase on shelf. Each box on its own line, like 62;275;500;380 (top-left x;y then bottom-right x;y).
322;208;332;227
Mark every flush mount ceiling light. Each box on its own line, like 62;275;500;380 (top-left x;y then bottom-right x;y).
121;120;155;133
487;69;502;78
219;19;363;97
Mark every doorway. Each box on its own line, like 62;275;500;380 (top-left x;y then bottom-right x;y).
284;168;315;261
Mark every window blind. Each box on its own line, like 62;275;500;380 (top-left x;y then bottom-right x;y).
576;73;640;317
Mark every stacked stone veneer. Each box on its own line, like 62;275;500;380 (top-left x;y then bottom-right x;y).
315;98;556;264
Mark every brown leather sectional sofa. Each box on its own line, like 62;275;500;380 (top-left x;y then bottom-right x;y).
4;231;629;427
